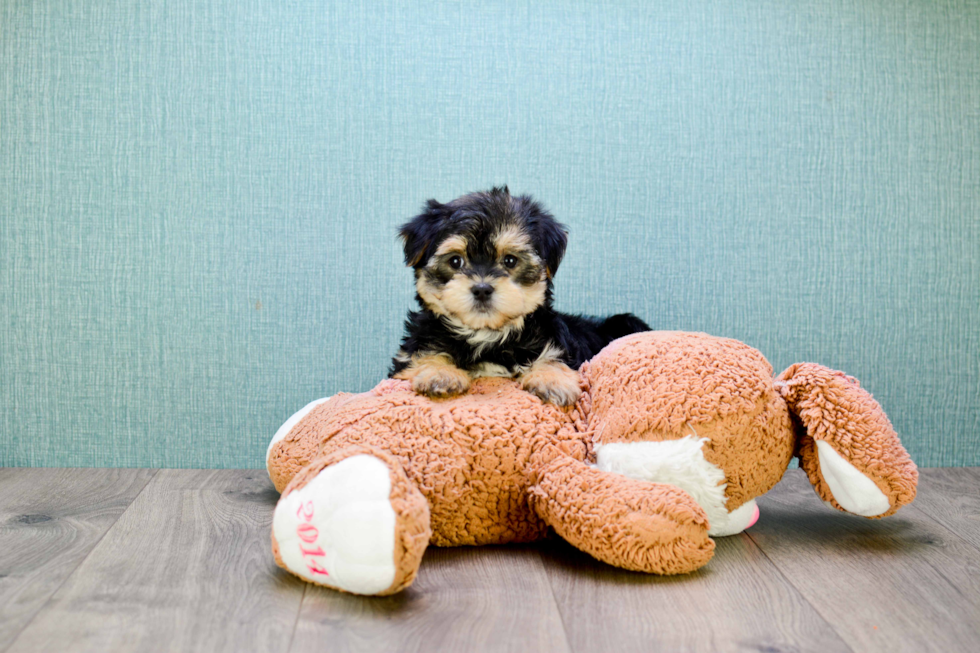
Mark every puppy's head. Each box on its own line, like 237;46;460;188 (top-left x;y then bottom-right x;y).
399;187;567;330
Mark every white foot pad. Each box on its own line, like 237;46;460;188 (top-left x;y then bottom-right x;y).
273;455;397;594
816;440;891;517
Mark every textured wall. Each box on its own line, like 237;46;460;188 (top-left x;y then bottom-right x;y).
1;0;977;468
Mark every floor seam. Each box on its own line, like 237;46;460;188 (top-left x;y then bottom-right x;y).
283;582;307;653
906;473;980;556
742;529;857;653
539;545;576;653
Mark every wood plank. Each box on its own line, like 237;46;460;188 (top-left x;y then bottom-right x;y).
0;467;156;652
913;467;980;550
747;469;980;653
290;545;571;653
540;528;850;653
6;469;307;653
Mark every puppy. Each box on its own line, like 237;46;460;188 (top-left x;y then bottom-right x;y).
390;187;650;406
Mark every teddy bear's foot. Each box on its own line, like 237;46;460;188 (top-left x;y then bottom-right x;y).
271;446;431;595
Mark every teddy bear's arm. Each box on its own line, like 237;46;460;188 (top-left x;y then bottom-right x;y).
527;445;715;575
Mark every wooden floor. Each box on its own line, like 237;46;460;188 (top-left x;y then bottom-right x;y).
0;468;977;653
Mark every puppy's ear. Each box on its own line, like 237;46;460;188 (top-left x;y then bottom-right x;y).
399;199;448;268
535;213;568;278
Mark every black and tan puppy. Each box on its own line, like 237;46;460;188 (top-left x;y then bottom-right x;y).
390;187;649;406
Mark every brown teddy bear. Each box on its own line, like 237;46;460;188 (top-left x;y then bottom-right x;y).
267;331;917;596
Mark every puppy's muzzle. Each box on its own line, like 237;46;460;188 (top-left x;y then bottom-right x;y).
471;282;494;303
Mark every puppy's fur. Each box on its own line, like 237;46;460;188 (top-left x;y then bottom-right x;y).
390;187;650;406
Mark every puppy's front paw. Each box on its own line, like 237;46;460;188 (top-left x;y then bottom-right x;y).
413;364;471;398
520;363;582;407
394;352;471;398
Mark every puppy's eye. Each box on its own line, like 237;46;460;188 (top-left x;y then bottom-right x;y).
502;255;518;269
448;255;464;270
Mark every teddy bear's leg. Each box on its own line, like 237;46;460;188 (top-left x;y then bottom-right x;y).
528;445;715;575
776;363;918;518
271;445;431;596
266;395;336;491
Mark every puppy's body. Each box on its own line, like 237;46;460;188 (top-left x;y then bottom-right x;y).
393;308;648;376
391;187;649;405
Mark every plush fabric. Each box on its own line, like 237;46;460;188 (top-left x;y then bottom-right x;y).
267;331;918;595
776;364;918;518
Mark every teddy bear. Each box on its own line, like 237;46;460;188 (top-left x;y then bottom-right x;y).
266;331;917;596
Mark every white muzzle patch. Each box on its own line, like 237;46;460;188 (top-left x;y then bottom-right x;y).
594;435;757;536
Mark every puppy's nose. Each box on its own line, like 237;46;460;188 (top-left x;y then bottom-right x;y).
471;283;494;302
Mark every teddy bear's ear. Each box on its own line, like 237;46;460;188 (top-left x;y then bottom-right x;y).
398;199;449;268
776;363;918;518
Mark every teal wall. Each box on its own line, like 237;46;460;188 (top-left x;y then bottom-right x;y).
2;1;977;468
